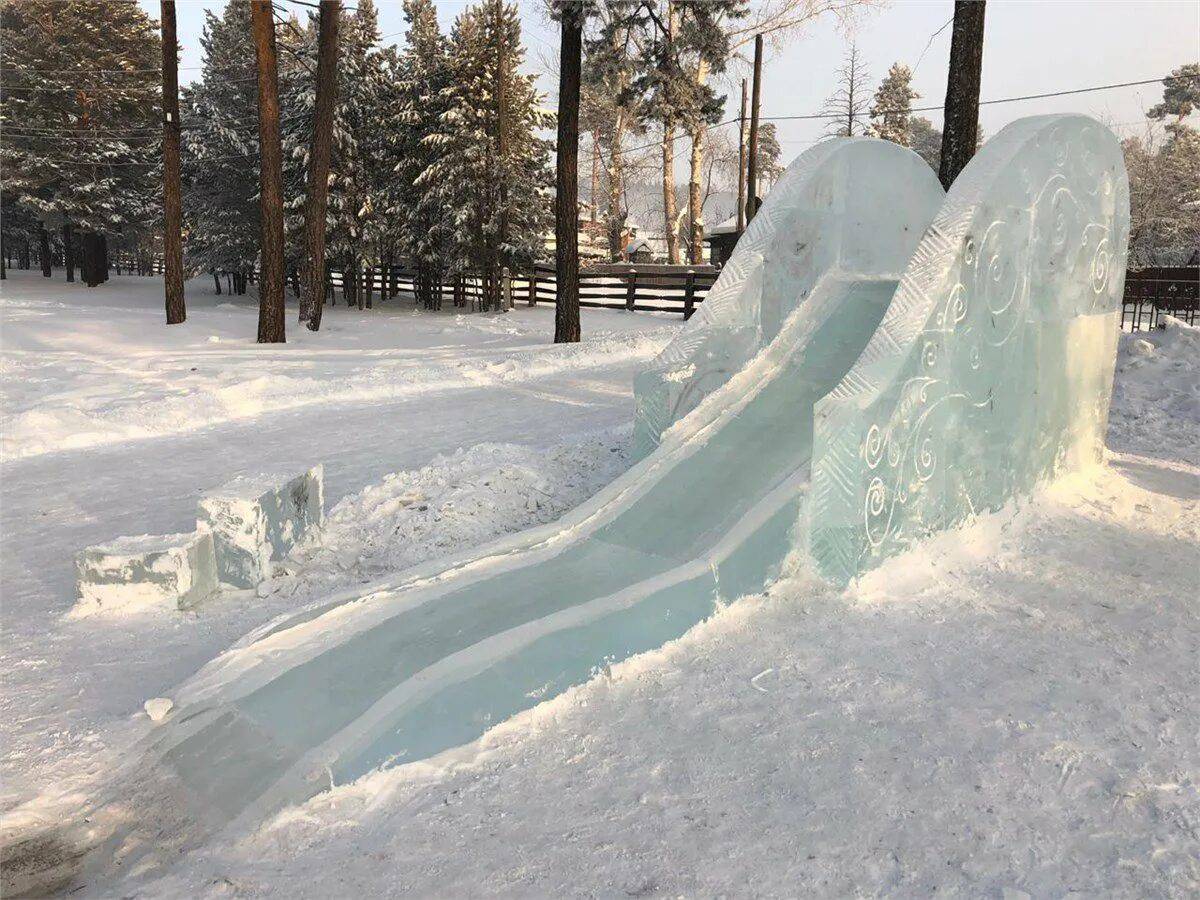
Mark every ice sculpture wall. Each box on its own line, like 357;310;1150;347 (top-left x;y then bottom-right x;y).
71;120;1128;875
633;139;947;457
810;115;1130;584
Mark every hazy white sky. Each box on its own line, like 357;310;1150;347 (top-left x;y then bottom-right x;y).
147;0;1199;159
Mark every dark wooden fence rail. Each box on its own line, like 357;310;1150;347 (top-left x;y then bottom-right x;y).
322;262;720;319
1122;266;1199;331
244;262;1200;330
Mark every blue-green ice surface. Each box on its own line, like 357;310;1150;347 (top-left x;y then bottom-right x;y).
132;117;1127;833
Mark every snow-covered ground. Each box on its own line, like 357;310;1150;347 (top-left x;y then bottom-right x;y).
2;271;1198;897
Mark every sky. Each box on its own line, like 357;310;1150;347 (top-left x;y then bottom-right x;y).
144;0;1198;162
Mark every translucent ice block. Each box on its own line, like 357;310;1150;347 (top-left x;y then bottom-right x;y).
75;530;218;612
810;115;1130;584
198;465;324;588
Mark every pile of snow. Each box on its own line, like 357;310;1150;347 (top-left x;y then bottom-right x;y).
261;433;631;606
1109;316;1200;464
133;324;1199;898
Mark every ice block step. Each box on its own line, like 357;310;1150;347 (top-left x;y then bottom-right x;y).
198;465;324;588
75;530;218;612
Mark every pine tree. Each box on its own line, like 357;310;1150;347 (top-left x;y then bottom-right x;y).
383;0;449;309
584;3;645;261
182;1;262;290
869;62;919;147
908;116;942;171
620;0;741;263
0;0;161;283
426;0;552;311
323;0;387;309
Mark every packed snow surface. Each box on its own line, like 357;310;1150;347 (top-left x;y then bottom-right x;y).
1;273;1197;897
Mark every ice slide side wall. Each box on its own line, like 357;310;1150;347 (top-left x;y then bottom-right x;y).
633;139;948;457
810;115;1130;584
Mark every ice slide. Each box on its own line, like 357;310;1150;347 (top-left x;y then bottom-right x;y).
82;116;1126;869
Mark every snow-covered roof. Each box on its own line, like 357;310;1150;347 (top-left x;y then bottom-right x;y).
706;215;740;236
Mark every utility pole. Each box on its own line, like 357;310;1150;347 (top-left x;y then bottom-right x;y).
251;0;286;343
938;1;986;190
302;0;341;332
737;79;747;232
746;34;763;224
161;0;186;324
554;0;583;343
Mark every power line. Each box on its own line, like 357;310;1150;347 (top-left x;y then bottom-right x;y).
619;72;1198;155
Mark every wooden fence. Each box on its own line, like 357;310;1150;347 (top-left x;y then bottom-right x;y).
1122;266;1199;331
324;262;720;319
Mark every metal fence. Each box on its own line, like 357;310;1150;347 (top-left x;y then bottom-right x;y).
1122;266;1198;331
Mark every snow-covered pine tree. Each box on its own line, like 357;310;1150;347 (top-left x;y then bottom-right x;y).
427;0;552;312
181;1;262;292
385;0;451;309
907;116;942;171
869;63;919;147
0;0;161;283
323;0;388;309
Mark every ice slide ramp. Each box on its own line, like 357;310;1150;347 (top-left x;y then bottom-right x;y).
100;139;945;837
25;118;1127;893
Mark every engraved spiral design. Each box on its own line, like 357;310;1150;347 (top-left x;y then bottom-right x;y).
811;116;1130;584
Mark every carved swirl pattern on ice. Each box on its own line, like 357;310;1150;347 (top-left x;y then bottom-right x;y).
810;116;1130;585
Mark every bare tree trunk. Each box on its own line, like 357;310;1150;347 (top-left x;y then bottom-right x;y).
746;34;763;223
607;113;626;261
62;222;74;283
590;130;600;222
161;0;186;323
251;0;286;343
938;1;986;190
687;57;710;265
213;270;222;294
303;0;341;331
39;226;51;277
554;0;582;342
662;124;680;264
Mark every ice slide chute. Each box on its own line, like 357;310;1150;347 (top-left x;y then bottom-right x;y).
98;138;945;840
80;117;1125;870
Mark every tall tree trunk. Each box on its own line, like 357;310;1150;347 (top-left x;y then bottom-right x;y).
1;233;6;281
303;0;341;331
62;222;74;283
554;0;582;343
589;130;600;222
607;112;626;261
494;0;509;315
213;270;222;294
39;226;51;277
938;1;986;190
251;0;286;343
687;58;710;265
660;1;680;265
746;34;763;224
161;0;186;323
662;122;679;264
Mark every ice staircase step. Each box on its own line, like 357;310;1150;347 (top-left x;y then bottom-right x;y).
198;465;324;588
75;531;218;612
